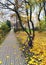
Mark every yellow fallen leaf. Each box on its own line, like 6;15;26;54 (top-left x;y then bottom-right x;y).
10;63;13;65
0;60;2;64
6;55;10;59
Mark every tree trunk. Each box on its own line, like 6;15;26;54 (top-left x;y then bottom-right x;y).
15;0;19;29
38;3;42;30
43;1;46;21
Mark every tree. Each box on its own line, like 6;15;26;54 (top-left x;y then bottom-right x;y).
28;0;46;31
0;0;35;47
14;0;19;29
43;0;46;21
6;20;11;30
36;0;46;30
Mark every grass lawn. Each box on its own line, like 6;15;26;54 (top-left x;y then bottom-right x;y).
15;31;46;65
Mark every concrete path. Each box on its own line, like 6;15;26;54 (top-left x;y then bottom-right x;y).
0;29;27;65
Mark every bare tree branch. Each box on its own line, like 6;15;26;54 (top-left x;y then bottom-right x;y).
38;3;43;21
0;2;15;11
7;0;15;6
18;1;24;7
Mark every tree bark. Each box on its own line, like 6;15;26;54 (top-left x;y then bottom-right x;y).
15;0;19;29
43;1;46;21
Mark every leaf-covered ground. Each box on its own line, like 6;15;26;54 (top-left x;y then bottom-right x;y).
15;31;46;65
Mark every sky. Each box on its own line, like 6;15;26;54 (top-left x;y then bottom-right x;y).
0;0;45;23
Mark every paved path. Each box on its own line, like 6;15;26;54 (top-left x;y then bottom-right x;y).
0;29;27;65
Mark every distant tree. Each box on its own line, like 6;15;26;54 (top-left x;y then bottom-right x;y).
0;0;35;47
6;20;11;30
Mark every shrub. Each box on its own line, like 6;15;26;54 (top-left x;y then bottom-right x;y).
0;22;11;44
0;34;2;40
0;29;3;34
6;20;11;30
36;20;46;31
1;23;10;35
39;20;46;31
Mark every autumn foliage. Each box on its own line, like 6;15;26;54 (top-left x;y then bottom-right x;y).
16;31;46;65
